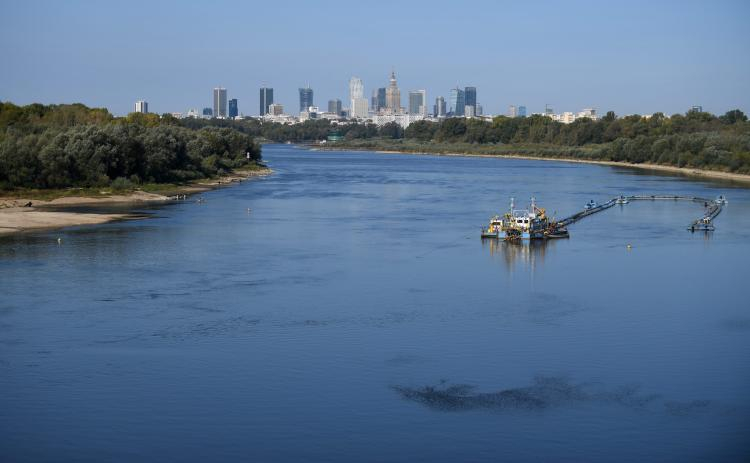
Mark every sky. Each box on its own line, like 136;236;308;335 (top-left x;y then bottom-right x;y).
1;0;749;117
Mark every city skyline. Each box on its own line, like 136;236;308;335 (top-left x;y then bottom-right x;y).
1;1;748;117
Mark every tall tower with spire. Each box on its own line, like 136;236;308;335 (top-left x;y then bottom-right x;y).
385;70;401;114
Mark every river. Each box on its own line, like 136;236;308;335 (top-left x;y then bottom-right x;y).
1;144;749;462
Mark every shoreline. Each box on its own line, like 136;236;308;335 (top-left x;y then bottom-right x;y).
319;145;750;185
0;167;272;236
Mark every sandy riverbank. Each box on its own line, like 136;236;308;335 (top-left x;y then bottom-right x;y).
0;167;272;236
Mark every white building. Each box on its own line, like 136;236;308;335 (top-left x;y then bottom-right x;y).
351;98;369;119
371;113;426;129
268;103;284;116
134;100;148;114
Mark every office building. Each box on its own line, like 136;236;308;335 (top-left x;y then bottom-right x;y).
202;107;213;117
228;99;238;118
476;104;483;116
134;100;148;114
690;105;703;113
259;87;274;115
465;105;475;117
408;90;427;116
449;87;465;116
518;106;527;117
464;87;476;110
351;98;369;119
385;71;401;113
372;88;386;112
509;105;518;117
328;99;342;115
213;87;227;118
349;77;364;101
434;96;446;117
268;103;284;116
299;86;314;113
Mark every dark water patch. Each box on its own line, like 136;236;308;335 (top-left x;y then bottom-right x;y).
152;316;261;341
526;292;591;325
393;376;703;415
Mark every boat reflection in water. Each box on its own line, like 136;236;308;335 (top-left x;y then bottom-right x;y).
481;236;559;272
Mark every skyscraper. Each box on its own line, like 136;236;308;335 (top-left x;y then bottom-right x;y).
408;90;427;116
202;107;213;117
434;96;446;117
371;88;386;113
213;87;227;118
328;99;342;115
259;87;274;115
509;105;518;117
299;86;314;113
464;87;476;108
349;77;368;118
228;99;238;118
349;77;364;101
134;100;148;114
385;71;401;114
518;106;527;117
449;87;465;116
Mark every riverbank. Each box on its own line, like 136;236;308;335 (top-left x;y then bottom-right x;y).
0;166;272;235
318;141;750;185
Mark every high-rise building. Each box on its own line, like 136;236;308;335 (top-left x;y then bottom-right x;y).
465;105;475;117
449;87;465;116
228;99;238;118
202;107;213;117
385;71;401;113
509;105;518;117
690;105;703;113
299;86;314;113
476;104;483;116
349;77;368;118
351;98;369;119
349;77;364;101
518;106;527;117
408;90;427;116
213;87;227;118
375;88;386;112
134;100;148;114
259;87;274;115
434;96;446;117
464;87;476;109
328;99;342;115
268;103;284;116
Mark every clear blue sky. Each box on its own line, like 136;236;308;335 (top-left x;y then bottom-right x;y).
1;0;748;117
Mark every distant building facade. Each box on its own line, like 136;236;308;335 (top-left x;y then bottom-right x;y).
328;99;342;115
299;87;314;113
464;86;476;117
259;87;274;115
134;100;148;114
385;71;401;114
268;103;284;115
434;96;446;117
228;99;238;118
202;107;213;117
408;90;427;116
213;87;227;118
518;105;527;117
449;87;465;116
349;77;368;118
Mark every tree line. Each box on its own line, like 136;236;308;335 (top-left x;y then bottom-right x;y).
180;108;749;174
0;102;261;189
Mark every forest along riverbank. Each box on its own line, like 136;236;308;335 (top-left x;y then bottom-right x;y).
315;144;750;185
0;167;272;236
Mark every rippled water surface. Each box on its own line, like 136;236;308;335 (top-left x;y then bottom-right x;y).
2;145;749;462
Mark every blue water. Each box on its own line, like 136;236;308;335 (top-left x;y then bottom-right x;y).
1;144;749;462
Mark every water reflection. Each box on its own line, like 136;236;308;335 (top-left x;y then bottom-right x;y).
481;237;558;271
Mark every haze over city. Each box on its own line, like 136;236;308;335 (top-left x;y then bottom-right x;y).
1;0;748;117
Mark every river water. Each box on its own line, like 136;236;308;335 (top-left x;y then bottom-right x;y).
1;144;749;462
